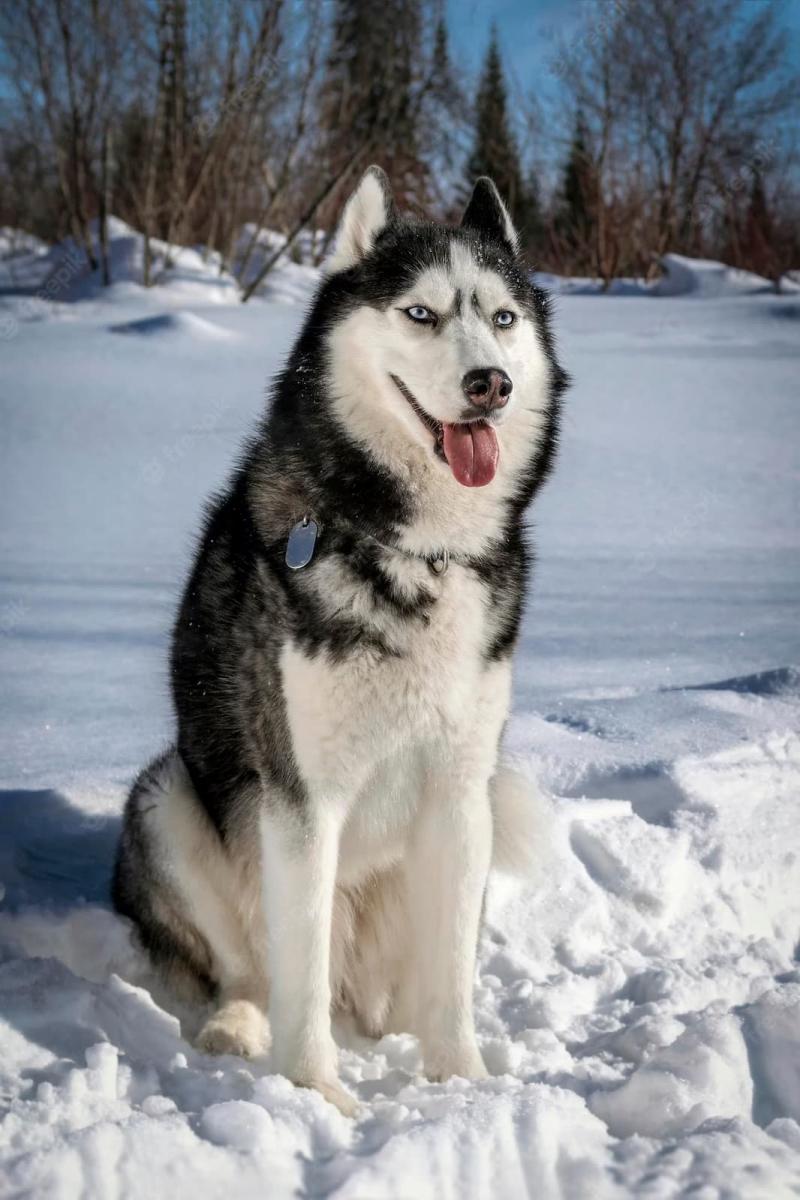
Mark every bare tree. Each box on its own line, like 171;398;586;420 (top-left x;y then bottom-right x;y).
553;0;799;282
554;5;632;286
619;0;799;261
233;0;327;288
1;0;797;291
1;0;124;272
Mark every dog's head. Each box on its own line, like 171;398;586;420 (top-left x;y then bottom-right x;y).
320;166;559;492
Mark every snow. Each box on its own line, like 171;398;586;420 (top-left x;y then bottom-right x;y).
0;217;321;318
233;224;324;304
653;253;776;298
0;229;51;290
47;216;243;306
535;271;655;296
1;234;799;1197
537;252;799;297
108;311;242;341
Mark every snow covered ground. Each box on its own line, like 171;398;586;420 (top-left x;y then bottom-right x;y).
1;239;799;1198
537;251;800;298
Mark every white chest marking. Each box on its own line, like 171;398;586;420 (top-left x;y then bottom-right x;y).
280;563;489;796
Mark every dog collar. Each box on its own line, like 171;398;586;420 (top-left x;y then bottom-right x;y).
285;516;449;577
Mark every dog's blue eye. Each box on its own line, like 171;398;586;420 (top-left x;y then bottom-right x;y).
495;310;515;328
406;306;434;324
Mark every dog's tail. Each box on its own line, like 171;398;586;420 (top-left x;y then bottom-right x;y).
490;764;554;885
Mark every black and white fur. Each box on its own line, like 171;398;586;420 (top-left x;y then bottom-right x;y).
113;167;568;1115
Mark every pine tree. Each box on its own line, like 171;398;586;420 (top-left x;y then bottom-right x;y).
318;0;426;210
420;15;463;210
518;169;545;257
558;113;592;241
465;27;541;252
554;110;596;270
430;17;459;117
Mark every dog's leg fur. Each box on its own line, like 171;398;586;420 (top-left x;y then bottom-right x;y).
260;800;357;1116
402;772;492;1079
114;753;268;1055
341;868;407;1038
402;662;511;1079
157;788;266;1058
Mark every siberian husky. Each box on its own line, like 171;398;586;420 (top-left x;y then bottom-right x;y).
113;167;568;1115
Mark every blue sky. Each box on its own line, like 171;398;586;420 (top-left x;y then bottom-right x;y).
447;0;587;95
446;0;800;102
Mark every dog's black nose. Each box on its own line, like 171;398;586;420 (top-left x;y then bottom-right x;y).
462;368;513;412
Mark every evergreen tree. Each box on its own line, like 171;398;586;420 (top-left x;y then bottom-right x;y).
422;15;463;207
557;111;593;247
430;17;459;117
465;27;541;252
318;0;426;209
519;170;545;256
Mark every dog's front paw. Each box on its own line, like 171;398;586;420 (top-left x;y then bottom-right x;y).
297;1077;360;1118
273;1037;358;1116
424;1043;489;1083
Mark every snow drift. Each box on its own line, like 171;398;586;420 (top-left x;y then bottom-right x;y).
653;252;775;298
0;217;320;310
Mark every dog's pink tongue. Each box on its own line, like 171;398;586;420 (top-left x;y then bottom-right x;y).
442;421;499;487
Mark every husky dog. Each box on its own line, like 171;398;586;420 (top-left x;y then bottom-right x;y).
113;167;567;1115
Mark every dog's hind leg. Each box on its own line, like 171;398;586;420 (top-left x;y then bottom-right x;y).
191;869;267;1059
339;868;408;1039
114;751;268;1056
490;763;554;883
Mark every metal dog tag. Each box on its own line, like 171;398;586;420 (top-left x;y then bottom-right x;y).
285;517;318;570
428;548;449;576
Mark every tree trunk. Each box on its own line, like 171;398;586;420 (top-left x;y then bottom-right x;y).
98;125;114;286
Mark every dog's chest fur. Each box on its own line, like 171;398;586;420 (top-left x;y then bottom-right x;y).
282;548;490;784
278;545;503;881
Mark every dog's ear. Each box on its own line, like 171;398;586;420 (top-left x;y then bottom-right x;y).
327;165;396;273
461;177;519;254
